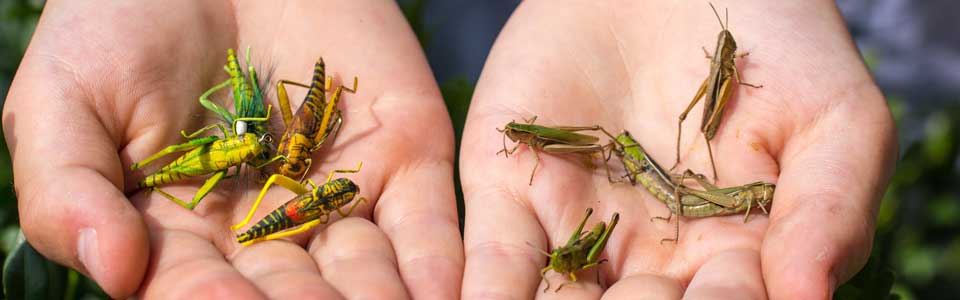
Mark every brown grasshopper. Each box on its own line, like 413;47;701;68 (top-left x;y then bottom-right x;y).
674;3;762;180
497;116;617;185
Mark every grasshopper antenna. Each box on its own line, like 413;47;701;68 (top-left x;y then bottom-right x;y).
525;242;552;257
708;2;725;29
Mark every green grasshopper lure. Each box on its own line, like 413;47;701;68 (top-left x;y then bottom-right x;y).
674;3;762;180
130;119;275;209
533;208;619;293
199;47;271;138
613;131;774;243
130;48;275;210
273;57;358;181
497;116;617;185
232;162;367;246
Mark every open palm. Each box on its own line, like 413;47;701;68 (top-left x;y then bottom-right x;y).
4;1;460;299
460;1;896;299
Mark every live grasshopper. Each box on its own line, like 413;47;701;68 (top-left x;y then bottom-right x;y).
273;58;358;181
613;131;774;243
532;208;619;293
232;162;367;246
199;47;271;138
673;3;762;180
497;116;617;185
130;113;275;210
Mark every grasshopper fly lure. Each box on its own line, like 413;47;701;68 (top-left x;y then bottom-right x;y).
232;162;367;246
674;3;762;180
533;208;619;293
130;119;275;210
497;116;617;185
274;58;358;181
130;48;275;210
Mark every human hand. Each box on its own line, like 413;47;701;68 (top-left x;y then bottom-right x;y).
3;1;461;299
459;1;896;299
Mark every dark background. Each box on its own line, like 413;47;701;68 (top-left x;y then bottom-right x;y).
1;0;957;299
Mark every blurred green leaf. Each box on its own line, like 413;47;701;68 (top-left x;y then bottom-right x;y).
899;244;936;285
835;252;897;300
928;193;960;227
876;185;899;231
941;238;960;282
861;48;880;72
3;233;68;300
922;112;953;165
887;96;905;124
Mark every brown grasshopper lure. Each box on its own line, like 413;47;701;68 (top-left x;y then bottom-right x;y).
497;116;617;185
674;3;762;180
533;208;619;293
274;57;358;181
232;162;366;246
613;131;774;243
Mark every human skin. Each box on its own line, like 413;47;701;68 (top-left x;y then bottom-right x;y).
460;1;897;299
3;0;461;299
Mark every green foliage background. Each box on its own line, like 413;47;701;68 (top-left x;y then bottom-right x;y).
0;1;954;299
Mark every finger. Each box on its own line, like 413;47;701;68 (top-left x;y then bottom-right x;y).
139;229;265;300
763;95;896;298
461;186;545;299
684;249;767;300
600;273;682;300
4;77;148;297
376;162;463;300
232;242;343;300
309;218;409;299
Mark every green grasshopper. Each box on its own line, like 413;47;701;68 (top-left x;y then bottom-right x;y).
673;3;762;180
497;116;617;185
613;131;774;243
532;208;619;293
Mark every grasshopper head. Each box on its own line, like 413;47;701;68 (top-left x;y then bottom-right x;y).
754;182;776;212
546;246;582;274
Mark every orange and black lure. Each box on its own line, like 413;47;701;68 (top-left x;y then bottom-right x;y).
232;164;366;246
274;58;358;181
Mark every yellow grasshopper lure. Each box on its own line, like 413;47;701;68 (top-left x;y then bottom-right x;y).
273;58;358;181
497;116;618;185
533;208;619;293
130;117;275;210
613;131;774;243
232;162;367;246
674;3;762;180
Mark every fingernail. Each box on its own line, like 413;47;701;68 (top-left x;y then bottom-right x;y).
77;228;104;281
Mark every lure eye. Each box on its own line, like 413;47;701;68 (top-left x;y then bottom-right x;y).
259;133;274;144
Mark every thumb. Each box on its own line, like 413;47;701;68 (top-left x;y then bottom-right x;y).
4;64;149;298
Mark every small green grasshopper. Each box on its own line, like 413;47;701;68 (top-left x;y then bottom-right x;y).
532;208;619;293
497;116;617;185
674;3;762;180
